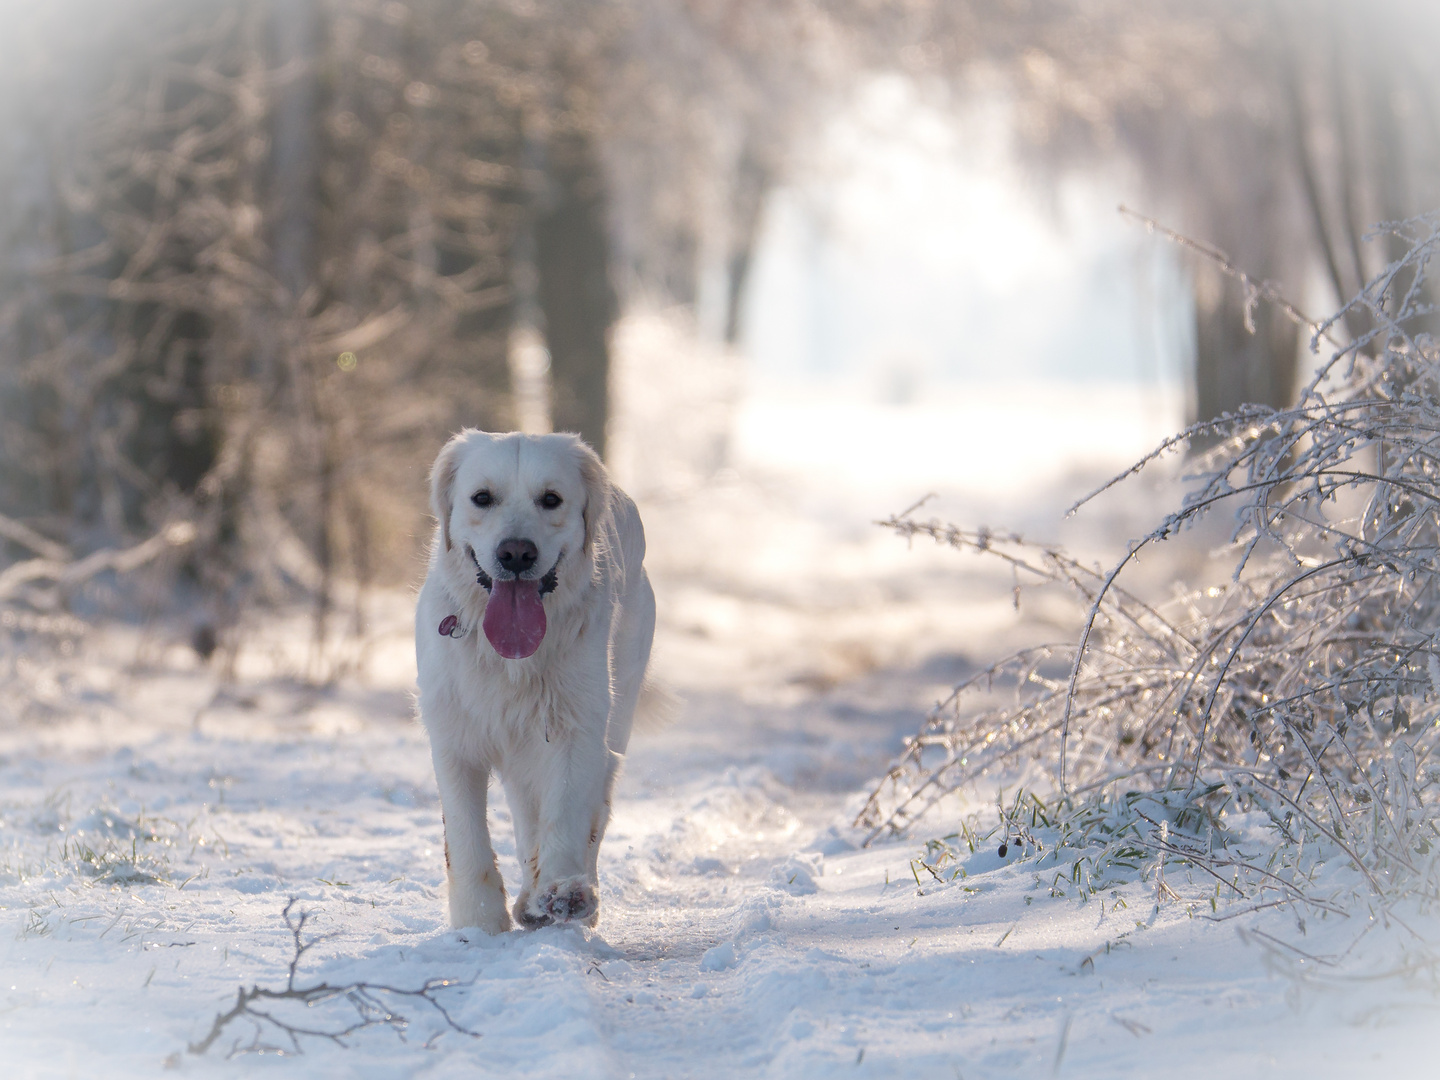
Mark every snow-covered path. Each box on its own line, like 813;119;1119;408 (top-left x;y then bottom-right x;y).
2;668;1433;1078
3;384;1437;1077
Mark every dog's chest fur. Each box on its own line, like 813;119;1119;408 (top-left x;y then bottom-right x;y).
417;556;615;764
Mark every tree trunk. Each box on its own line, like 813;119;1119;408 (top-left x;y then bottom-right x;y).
1192;260;1299;422
269;0;317;304
723;144;770;346
533;127;615;460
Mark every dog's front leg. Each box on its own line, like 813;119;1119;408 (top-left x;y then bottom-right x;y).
432;748;511;935
511;725;611;928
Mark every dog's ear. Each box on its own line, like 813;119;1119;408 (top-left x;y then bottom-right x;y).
574;438;612;558
429;433;467;552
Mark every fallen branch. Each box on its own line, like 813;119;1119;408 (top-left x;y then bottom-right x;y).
0;520;196;602
187;899;481;1058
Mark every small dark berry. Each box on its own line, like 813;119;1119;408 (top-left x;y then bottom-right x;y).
998;843;1008;858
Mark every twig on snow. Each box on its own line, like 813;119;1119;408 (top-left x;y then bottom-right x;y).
187;899;481;1058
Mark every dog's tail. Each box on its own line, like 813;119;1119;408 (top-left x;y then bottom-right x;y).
632;676;681;734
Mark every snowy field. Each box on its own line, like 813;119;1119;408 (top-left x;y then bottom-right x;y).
3;336;1438;1077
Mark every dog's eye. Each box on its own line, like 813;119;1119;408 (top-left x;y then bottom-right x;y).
540;491;562;510
471;490;493;508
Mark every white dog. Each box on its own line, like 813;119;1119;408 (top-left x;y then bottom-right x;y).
415;429;655;933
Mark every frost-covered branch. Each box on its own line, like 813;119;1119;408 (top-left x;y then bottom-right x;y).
860;211;1440;931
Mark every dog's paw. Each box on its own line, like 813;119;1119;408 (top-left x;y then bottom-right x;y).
450;901;512;936
516;876;598;928
448;876;512;935
513;888;552;929
543;876;599;924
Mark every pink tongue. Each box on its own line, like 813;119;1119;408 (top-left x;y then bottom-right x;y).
482;579;547;659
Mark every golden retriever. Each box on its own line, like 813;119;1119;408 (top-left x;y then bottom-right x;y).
415;430;655;932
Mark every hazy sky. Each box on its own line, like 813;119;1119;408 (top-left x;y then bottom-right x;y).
741;76;1195;396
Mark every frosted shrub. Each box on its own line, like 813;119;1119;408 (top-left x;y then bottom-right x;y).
858;213;1440;928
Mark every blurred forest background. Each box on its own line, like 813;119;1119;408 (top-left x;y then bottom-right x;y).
2;0;1438;667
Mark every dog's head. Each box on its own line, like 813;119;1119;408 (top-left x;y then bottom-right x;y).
429;430;610;658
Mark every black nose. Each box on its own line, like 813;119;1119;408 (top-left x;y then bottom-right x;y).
495;537;539;576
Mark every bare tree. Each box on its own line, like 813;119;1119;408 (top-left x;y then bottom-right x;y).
0;0;547;665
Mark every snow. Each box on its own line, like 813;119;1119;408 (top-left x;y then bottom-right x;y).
2;336;1437;1076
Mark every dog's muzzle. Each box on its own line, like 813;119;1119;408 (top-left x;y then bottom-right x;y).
467;544;560;595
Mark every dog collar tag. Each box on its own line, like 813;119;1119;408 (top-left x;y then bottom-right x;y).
438;614;468;638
